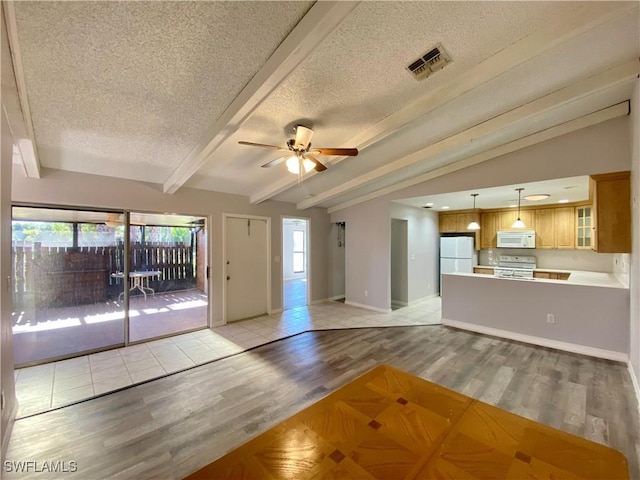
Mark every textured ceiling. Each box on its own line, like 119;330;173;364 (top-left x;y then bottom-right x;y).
8;1;640;210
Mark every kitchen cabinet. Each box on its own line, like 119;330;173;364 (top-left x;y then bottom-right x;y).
473;267;494;275
535;207;574;249
480;212;498;248
439;212;480;249
497;209;534;231
576;206;593;250
456;212;478;232
554;207;575;249
535;209;555;249
438;213;458;233
591;171;631;253
533;270;570;280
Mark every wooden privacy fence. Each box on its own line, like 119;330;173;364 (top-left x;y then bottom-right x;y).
12;242;197;309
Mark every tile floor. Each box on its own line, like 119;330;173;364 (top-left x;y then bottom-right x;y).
14;296;442;417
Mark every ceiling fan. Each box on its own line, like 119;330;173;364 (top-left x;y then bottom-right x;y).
238;125;358;175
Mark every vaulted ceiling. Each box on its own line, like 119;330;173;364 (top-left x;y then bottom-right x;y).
5;1;640;212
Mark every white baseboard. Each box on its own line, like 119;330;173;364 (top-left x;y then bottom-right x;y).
345;300;392;314
442;318;629;362
408;293;438;305
628;361;640;413
327;295;345;301
1;398;18;461
391;300;408;307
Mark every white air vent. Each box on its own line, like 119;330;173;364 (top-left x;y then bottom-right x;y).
406;44;451;81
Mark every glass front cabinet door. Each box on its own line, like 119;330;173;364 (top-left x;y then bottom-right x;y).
576;206;592;249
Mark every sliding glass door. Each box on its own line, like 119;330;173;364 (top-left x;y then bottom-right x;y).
126;212;208;343
11;207;209;366
11;206;126;366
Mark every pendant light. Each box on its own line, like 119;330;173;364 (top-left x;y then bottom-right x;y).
512;188;526;228
467;193;480;230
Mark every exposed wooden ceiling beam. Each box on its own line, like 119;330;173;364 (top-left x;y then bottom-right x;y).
2;2;40;178
249;2;638;204
327;102;630;214
297;59;639;210
163;1;359;194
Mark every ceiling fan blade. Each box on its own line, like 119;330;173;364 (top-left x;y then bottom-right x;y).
261;156;289;168
306;155;327;172
238;141;288;151
310;147;358;156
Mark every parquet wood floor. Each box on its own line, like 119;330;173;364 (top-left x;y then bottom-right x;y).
5;326;639;479
186;365;629;479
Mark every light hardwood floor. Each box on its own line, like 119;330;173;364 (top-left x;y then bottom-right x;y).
5;325;640;479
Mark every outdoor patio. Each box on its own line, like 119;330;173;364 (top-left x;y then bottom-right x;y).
12;289;208;366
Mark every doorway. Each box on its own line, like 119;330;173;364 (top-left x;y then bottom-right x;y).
330;222;346;303
282;217;309;310
224;214;270;322
390;218;408;310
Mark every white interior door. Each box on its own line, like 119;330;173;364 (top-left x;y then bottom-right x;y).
225;216;269;322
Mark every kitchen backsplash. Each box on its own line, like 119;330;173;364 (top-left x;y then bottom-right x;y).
613;253;630;286
479;248;615;273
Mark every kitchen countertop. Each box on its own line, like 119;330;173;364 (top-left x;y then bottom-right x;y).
460;268;628;289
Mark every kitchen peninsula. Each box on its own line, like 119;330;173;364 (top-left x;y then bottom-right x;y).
441;271;629;361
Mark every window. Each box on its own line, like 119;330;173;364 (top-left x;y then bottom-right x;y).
293;230;305;273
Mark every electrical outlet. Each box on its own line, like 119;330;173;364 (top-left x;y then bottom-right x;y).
547;313;555;324
364;290;368;297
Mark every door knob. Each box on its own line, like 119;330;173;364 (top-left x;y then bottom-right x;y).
226;275;231;280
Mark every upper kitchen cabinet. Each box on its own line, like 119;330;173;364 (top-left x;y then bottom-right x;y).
535;207;575;249
497;209;534;231
480;212;498;248
438;211;479;233
590;171;631;253
438;213;458;233
576;206;593;249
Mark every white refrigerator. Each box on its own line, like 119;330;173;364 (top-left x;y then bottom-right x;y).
440;236;476;294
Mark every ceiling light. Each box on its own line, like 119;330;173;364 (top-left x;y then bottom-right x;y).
286;156;314;174
441;206;450;210
511;188;526;228
524;194;550;201
425;202;434;207
558;199;569;203
467;194;480;230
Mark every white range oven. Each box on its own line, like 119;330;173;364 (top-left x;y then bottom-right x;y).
493;255;536;279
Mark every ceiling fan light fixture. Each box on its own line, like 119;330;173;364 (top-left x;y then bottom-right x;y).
285;157;314;174
294;125;314;149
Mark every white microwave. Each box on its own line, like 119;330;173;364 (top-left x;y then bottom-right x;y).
497;230;536;249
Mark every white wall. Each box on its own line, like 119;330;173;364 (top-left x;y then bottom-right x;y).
331;198;390;312
11;169;331;325
390;219;408;305
282;219;307;281
442;274;630;360
390;116;630;201
479;248;615;273
389;203;440;303
328;223;345;299
629;78;640;391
